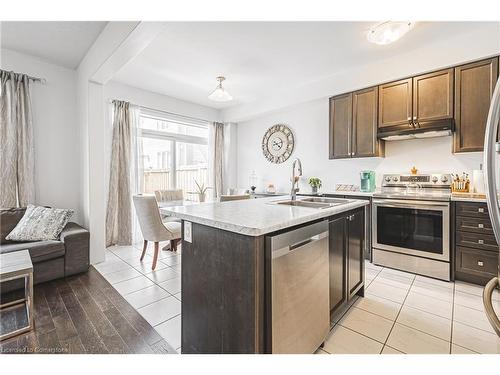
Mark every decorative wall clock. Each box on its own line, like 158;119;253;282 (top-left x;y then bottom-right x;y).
261;124;295;164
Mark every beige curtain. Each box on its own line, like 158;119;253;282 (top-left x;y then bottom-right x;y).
212;122;224;198
0;70;35;208
106;100;133;246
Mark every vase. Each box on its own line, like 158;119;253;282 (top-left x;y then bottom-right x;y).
198;193;206;202
311;186;318;195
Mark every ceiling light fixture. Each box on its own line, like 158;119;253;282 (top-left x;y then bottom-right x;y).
208;76;233;102
367;21;414;45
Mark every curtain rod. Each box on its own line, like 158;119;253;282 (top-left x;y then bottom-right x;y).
109;99;212;124
0;69;46;84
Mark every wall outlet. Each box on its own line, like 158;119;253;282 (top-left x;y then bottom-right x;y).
184;221;192;243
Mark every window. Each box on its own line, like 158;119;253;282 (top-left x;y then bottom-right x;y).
139;108;209;199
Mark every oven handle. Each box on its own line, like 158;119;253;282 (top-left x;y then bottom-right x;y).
372;199;450;209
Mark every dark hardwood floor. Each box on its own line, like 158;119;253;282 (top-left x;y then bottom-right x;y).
0;267;176;354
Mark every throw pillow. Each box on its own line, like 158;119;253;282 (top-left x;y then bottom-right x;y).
6;205;74;242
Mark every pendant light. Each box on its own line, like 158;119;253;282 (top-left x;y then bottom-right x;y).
208;76;233;102
367;21;414;45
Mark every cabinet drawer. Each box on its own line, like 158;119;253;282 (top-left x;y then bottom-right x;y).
456;246;498;278
456;215;494;235
456;231;498;252
455;201;489;218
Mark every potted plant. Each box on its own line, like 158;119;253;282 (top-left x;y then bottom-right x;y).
195;180;211;202
308;177;322;195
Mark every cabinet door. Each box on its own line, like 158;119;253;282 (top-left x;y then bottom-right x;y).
454;57;499;152
328;216;347;312
413;68;454;125
347;209;364;298
352;87;384;157
378;78;412;129
329;93;352;159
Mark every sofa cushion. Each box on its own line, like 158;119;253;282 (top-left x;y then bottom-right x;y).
0;240;65;263
6;205;74;242
0;207;27;244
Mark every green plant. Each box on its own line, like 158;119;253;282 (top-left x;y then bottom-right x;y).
194;180;210;195
308;177;322;189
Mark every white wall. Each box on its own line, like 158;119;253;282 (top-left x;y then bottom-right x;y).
224;23;500;122
1;49;83;223
237;98;484;194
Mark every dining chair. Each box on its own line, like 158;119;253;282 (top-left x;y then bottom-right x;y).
133;194;181;270
155;189;184;222
219;194;251;202
154;189;184;202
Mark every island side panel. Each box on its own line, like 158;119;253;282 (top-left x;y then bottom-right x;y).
181;221;265;353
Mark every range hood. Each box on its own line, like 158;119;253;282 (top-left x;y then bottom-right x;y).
378;119;454;141
381;129;452;141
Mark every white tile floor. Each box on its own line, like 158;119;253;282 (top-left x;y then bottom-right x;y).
97;246;500;354
96;242;182;353
320;261;500;354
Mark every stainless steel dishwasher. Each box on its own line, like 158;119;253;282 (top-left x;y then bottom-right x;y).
267;220;330;353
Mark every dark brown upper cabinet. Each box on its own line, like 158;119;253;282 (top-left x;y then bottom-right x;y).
378;78;412;129
378;69;454;136
329;93;352;159
413;68;454;125
352;87;384;157
329;87;384;159
454;57;499;153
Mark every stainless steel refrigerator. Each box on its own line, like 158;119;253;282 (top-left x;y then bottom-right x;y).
482;76;500;337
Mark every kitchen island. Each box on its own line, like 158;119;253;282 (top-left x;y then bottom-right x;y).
161;196;368;354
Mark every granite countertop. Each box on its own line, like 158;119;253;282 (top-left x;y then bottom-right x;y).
160;196;369;236
450;193;487;203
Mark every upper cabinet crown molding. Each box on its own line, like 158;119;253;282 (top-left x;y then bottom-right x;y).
454;57;499;153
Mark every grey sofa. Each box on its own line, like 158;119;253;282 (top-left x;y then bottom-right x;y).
0;207;90;287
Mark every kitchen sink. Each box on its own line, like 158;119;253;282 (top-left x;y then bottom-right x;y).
300;197;350;205
273;197;352;209
275;200;333;209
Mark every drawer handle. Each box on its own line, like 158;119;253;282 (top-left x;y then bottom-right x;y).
478;208;485;213
478;261;484;267
478;239;484;244
478;223;484;229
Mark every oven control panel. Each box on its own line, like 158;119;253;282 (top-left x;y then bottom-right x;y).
381;174;452;187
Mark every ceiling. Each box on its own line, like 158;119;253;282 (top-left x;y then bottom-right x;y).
1;21;107;68
112;22;492;110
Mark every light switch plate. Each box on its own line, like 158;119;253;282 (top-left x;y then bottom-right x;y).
184;221;192;243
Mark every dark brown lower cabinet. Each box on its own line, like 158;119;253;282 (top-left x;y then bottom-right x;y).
323;193;372;261
181;222;265;354
181;207;366;353
328;216;347;312
454;201;499;285
328;208;365;319
347;209;365;296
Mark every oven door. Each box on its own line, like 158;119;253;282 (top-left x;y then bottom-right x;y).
372;199;450;262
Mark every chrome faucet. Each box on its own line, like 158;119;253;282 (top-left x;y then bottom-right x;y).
290;158;303;200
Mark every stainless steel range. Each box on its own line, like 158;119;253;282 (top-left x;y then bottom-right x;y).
372;173;452;281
